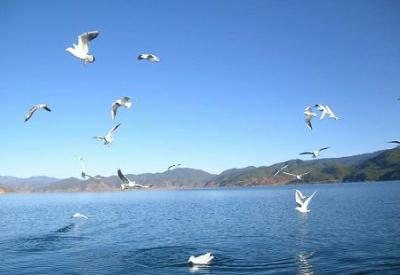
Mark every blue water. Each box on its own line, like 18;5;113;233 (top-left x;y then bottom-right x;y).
0;182;399;274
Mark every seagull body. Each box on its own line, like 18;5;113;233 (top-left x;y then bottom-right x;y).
273;164;289;176
25;104;51;122
111;97;132;119
315;104;339;120
138;54;160;62
167;164;181;170
118;169;151;190
283;171;310;181
66;31;99;64
71;212;88;219
93;124;121;145
295;190;317;213
300;147;330;159
188;252;214;265
304;106;317;130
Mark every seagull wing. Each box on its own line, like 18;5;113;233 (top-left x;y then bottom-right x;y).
117;169;130;184
301;172;310;177
388;140;400;144
111;102;120;120
295;190;305;207
283;172;296;177
168;165;175;170
77;31;99;53
108;123;121;135
300;152;313;155
79;157;87;173
325;105;336;117
319;147;330;152
25;105;39;122
303;191;317;209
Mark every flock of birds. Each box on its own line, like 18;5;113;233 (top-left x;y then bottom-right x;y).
22;30;399;267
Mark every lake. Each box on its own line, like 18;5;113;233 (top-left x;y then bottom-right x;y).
0;182;399;274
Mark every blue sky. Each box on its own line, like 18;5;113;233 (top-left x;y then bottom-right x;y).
0;0;399;178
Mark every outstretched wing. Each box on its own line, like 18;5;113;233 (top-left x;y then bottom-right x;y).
300;152;313;155
295;190;305;207
111;102;120;120
283;172;296;177
117;169;129;184
303;191;317;209
388;140;400;144
77;31;99;54
319;147;330;152
168;165;175;170
25;105;38;122
108;123;121;135
301;171;310;177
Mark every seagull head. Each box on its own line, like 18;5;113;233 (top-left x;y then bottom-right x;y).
85;55;95;64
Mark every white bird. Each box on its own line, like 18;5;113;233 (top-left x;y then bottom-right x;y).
111;97;132;119
315;104;339;120
188;252;214;265
138;54;160;62
71;212;88;219
77;156;98;180
93;123;121;146
118;169;151;190
295;190;317;213
24;104;51;122
300;147;330;159
273;164;289;176
304;106;317;130
66;31;99;64
167;164;182;170
283;171;310;181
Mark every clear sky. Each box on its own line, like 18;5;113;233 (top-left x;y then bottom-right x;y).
0;0;399;178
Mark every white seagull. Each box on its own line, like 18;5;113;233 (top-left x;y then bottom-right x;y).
138;54;160;62
66;31;99;64
71;212;88;219
273;164;289;176
167;164;182;170
77;156;97;180
111;97;132;119
93;123;121;146
300;147;330;159
25;104;51;122
295;190;317;213
188;252;214;265
118;169;151;190
304;106;317;130
315;104;339;120
283;171;310;181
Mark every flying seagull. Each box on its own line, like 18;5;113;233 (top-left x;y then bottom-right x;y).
24;104;51;122
71;212;88;219
167;164;182;170
273;164;289;176
111;97;132;119
93;123;121;146
188;252;214;265
66;31;99;64
295;190;317;213
304;106;317;130
283;171;310;181
315;104;339;120
300;147;330;159
77;156;98;180
118;169;151;190
138;54;160;62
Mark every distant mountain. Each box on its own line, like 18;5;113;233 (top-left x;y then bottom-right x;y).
1;149;399;192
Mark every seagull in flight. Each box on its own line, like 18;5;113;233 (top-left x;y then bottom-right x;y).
167;164;182;170
93;123;121;146
188;252;214;265
111;97;132;119
304;106;317;130
283;171;310;181
300;147;330;159
315;104;339;120
24;104;51;122
273;164;289;176
77;156;98;180
295;190;317;213
118;169;151;190
66;31;99;64
138;54;160;62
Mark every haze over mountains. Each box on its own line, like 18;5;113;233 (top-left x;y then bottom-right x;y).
1;148;399;193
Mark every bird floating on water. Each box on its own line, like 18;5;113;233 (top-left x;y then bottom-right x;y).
138;53;160;62
273;164;289;176
300;147;330;159
66;31;99;64
111;97;132;119
71;212;88;219
93;123;121;146
167;164;181;170
25;104;51;122
118;169;151;190
188;252;214;265
295;190;317;213
315;104;339;120
283;171;310;181
304;106;317;130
